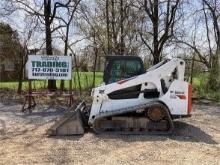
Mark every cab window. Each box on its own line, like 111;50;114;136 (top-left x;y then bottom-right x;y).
109;59;142;83
124;60;142;78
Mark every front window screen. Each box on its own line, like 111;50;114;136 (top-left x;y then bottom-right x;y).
109;60;141;83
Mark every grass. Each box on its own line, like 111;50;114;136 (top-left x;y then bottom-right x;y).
0;72;103;91
1;71;219;102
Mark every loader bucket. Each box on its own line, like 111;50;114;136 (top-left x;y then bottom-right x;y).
47;101;86;136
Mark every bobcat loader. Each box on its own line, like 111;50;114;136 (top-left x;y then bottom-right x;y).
47;57;192;135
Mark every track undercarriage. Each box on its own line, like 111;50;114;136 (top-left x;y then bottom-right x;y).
92;103;174;135
47;101;174;136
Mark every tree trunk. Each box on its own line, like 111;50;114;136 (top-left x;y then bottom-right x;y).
17;69;23;94
17;64;23;94
106;0;111;55
153;0;160;64
17;46;24;94
153;53;160;64
93;35;98;88
73;53;81;96
60;26;69;91
97;54;101;71
92;48;98;88
208;53;220;90
120;0;125;55
111;0;117;54
190;53;195;84
44;0;56;91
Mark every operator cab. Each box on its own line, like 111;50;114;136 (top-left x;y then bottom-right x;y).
103;56;145;84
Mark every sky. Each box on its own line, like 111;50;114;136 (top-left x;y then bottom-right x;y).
0;0;217;58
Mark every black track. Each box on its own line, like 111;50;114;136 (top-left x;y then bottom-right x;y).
92;102;174;135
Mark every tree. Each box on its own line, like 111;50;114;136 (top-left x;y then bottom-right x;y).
138;0;181;64
44;0;72;91
173;0;220;90
56;0;81;91
17;17;38;94
3;0;75;91
203;0;220;90
78;0;142;58
0;22;21;83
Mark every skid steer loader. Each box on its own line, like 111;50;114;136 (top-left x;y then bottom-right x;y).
47;56;192;136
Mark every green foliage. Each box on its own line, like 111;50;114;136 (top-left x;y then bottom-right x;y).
193;73;220;102
207;55;220;91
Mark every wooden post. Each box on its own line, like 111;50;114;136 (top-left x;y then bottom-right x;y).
190;53;195;84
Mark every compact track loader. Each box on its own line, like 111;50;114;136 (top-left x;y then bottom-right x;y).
47;57;192;136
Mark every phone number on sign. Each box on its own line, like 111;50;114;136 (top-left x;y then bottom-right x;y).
32;68;69;73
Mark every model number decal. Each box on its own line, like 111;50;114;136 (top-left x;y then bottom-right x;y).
174;91;184;94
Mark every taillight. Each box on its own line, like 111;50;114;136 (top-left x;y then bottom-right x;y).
188;83;192;114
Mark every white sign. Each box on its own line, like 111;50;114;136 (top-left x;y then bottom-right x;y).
27;55;72;80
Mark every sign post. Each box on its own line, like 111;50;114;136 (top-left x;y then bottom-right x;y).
22;55;73;112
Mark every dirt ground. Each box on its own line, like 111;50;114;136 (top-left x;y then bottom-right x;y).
0;100;219;165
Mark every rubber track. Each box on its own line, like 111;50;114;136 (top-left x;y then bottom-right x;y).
92;102;174;135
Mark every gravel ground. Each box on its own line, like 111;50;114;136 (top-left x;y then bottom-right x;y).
0;100;219;165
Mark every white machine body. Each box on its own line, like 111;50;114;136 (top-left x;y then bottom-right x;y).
89;58;192;125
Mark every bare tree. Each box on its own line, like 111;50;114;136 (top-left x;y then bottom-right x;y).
78;0;142;58
55;0;81;91
4;0;75;91
106;0;111;54
203;0;220;90
17;19;38;94
120;0;125;55
174;0;219;90
44;0;73;91
138;0;181;64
